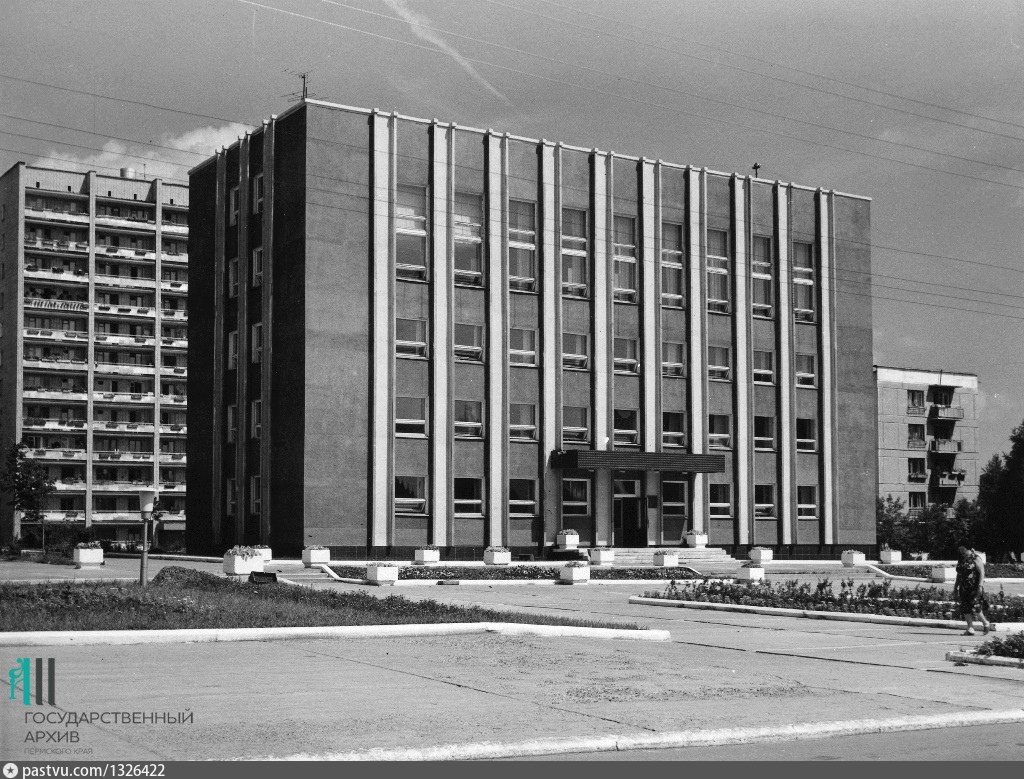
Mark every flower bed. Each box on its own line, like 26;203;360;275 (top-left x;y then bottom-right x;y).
876;563;1024;580
976;631;1024;660
640;578;1024;621
330;564;706;581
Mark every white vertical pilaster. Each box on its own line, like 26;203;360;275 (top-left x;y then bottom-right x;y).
430;121;450;546
211;153;227;548
777;184;794;545
485;132;506;546
688;168;706;532
642;160;659;546
370;112;393;548
259;120;275;545
235;135;250;546
733;176;750;544
84;171;96;528
592;151;611;546
819;190;836;545
541;142;559;544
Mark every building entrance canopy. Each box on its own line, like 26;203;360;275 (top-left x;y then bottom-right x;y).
550;450;726;473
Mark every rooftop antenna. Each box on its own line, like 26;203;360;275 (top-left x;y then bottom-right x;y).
283;70;318;102
752;162;761;177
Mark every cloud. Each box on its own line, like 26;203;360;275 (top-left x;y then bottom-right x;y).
381;0;511;104
31;123;252;182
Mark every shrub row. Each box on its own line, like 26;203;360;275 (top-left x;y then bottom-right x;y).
330;564;704;581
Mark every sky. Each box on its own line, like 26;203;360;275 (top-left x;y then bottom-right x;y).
1;0;1022;467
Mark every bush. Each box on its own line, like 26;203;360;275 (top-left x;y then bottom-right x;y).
977;631;1024;660
330;564;705;581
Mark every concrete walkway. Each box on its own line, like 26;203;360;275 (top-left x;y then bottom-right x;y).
3;565;1024;760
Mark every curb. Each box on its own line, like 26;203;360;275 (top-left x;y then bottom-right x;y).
0;622;670;647
269;708;1024;760
628;596;1024;631
946;651;1024;669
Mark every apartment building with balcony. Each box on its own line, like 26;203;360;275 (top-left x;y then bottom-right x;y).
0;163;189;544
187;100;876;557
875;365;979;515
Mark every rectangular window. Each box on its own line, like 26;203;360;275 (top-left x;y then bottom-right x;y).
395;318;427;358
662;341;686;377
508;200;537;291
706;228;730;313
562;406;590;442
661;221;685;307
228;186;239;226
908;491;926;513
562;333;589;369
708;346;731;381
708;414;731;449
792;241;816;321
908;457;927;482
754;416;775;451
509;479;536;516
663;411;686;447
613;409;639;445
453;192;483;285
250;475;261;515
228;257;239;298
661;265;684;308
509;328;537;366
795;353;817;387
752;235;774;317
250;174;264;214
395;397;427;436
227;331;238;370
796;417;817;452
509;403;537;441
251;247;263;287
797;486;818;519
453;399;483;438
754;484;776;518
454;478;484;515
453;323;484;362
562;478;591;516
662;479;687;518
395;186;428;280
226;404;237;444
908;423;926;448
907;389;925;412
613;215;637;302
225;477;237;515
753;350;775;384
561;208;589;297
709;483;732;518
250;323;262;363
395;475;426;515
613;337;639;374
250;399;262;439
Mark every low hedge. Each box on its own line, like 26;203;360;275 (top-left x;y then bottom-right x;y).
977;631;1024;660
641;578;1024;621
876;563;1024;579
330;564;704;581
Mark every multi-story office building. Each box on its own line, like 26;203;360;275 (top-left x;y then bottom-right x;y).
187;100;876;557
875;365;979;514
0;163;189;545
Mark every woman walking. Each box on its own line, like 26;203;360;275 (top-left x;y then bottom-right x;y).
952;545;990;636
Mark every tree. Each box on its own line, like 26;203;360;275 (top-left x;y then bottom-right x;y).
876;495;909;550
976;454;1005;554
0;442;56;549
995;421;1024;558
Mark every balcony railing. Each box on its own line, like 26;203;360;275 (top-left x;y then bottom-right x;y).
160;280;188;292
25;206;89;224
93;391;157;403
160;309;188;320
92;480;154;492
24;238;89;254
159;452;187;463
94;274;158;290
930;439;962;454
94;333;157;347
930;405;965;420
26;449;88;461
160;424;187;434
908;472;928;482
906;405;927;416
25;265;88;281
24;328;89;342
93;362;156;376
98;245;156;260
94;451;155;462
24;297;89;312
935;470;967;487
23;418;87;430
160;395;188;405
92;421;155;433
907;439;927;450
23;388;89;400
161;251;188;263
22;357;87;370
93;303;156;318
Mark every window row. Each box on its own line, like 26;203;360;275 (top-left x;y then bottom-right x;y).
227;248;264;297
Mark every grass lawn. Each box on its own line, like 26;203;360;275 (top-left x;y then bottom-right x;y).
330;564;705;580
0;566;642;632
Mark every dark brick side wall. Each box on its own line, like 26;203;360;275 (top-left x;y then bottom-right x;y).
0;166;21;541
185;162;218;553
832;195;877;544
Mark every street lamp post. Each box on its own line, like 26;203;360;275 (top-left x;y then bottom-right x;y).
138;488;158;587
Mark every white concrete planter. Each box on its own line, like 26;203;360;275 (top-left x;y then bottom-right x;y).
748;548;773;564
841;551;866;567
653;551;679;567
413;549;440;565
254;547;272;562
559;565;590;584
484;550;512;566
589;548;615;566
879;549;902;564
366;564;399;585
223;554;264;576
556;531;580;551
73;548;103;568
931;566;956;583
302;548;330;568
737;566;765;581
684;532;708;549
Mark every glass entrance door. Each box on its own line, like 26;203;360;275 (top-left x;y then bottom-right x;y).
613;478;645;546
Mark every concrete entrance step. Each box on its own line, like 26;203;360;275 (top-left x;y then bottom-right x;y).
609;547;741;567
